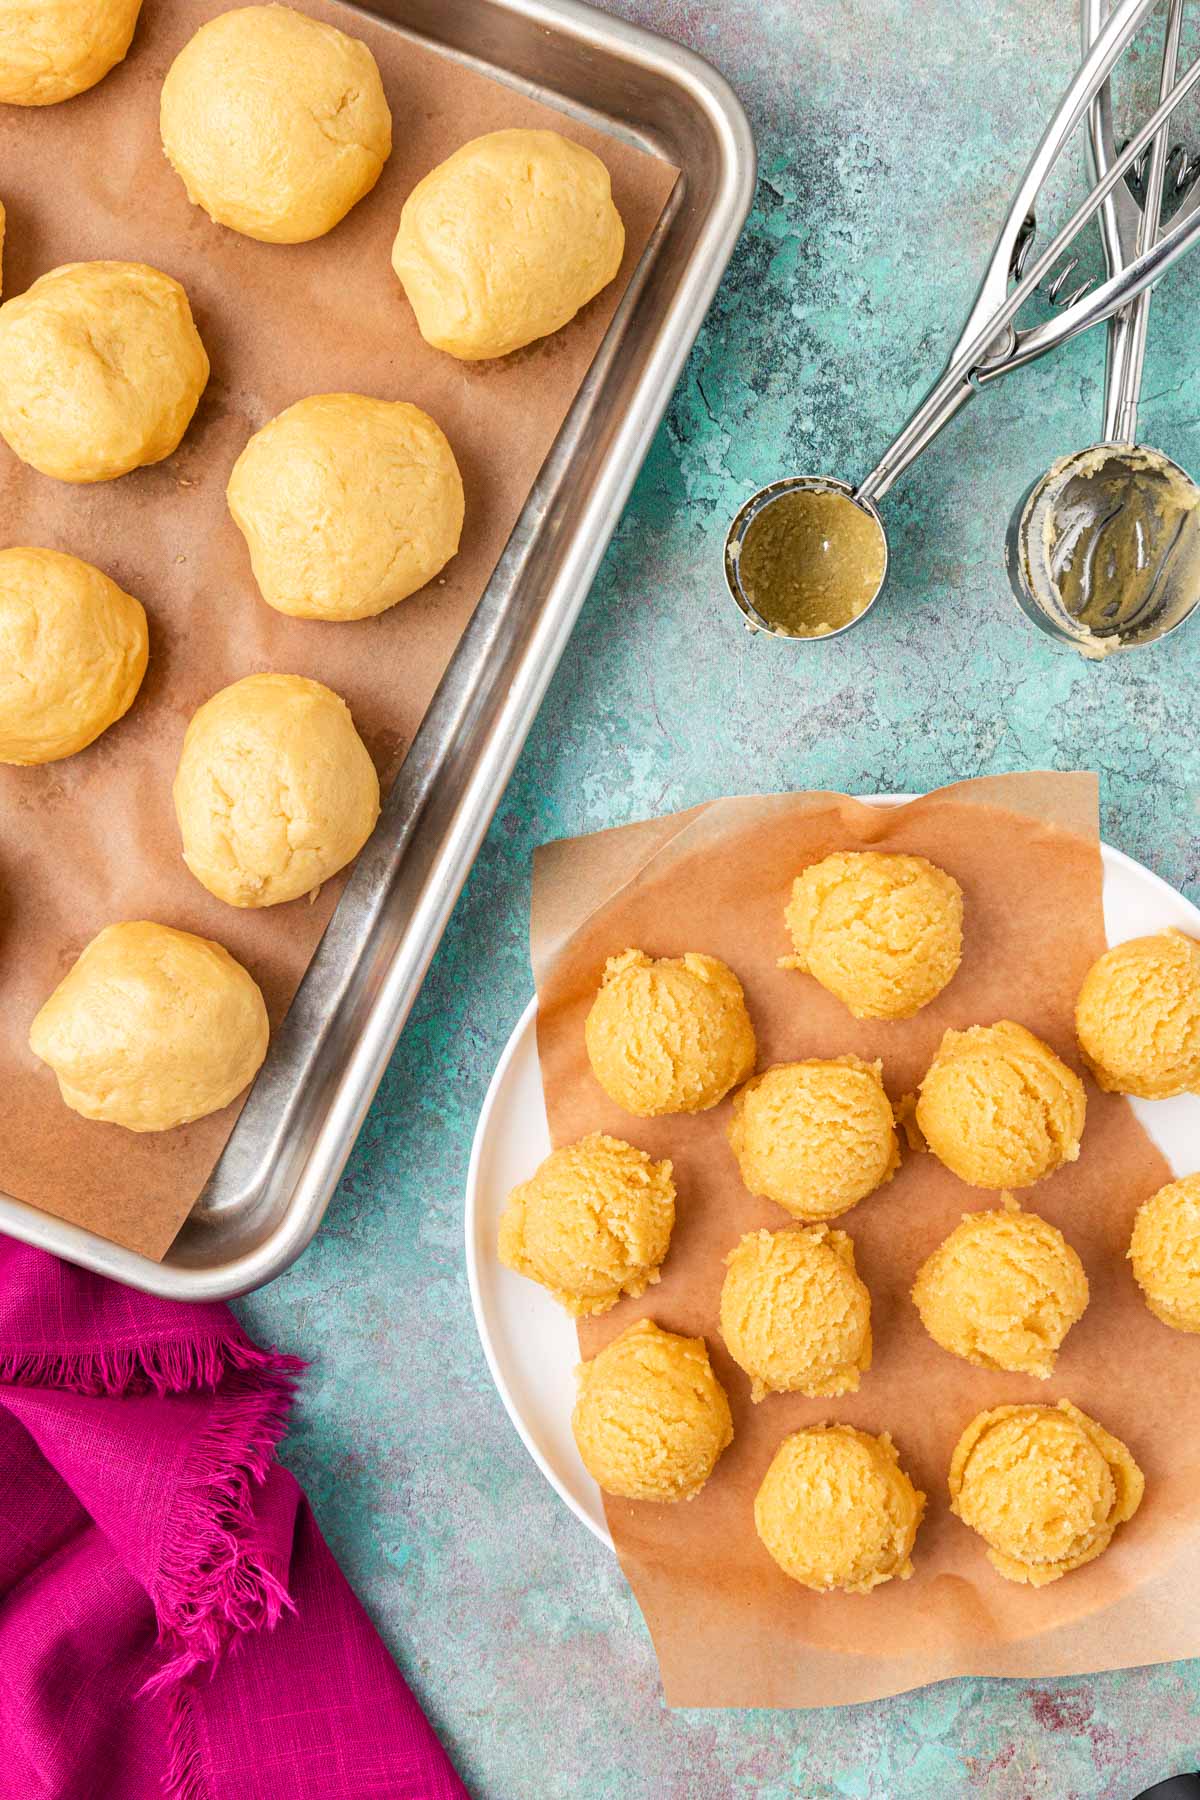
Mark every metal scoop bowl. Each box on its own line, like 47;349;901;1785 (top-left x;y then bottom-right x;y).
723;476;888;640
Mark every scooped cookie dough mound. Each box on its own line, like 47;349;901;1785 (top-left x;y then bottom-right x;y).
915;1021;1086;1189
720;1225;871;1400
498;1133;675;1317
1129;1173;1200;1331
173;674;380;908
584;949;756;1118
912;1196;1088;1377
728;1058;898;1222
754;1425;924;1592
29;922;269;1132
160;6;391;243
0;260;209;483
949;1400;1143;1585
0;0;142;106
1076;931;1200;1099
227;393;464;621
572;1318;732;1502
780;850;963;1020
392;128;625;360
0;547;147;764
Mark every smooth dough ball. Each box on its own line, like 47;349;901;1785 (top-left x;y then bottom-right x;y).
1129;1173;1200;1331
29;921;269;1132
720;1225;871;1401
915;1021;1086;1190
585;949;756;1118
754;1425;925;1593
948;1400;1144;1586
728;1057;898;1222
0;260;209;483
173;673;380;908
1076;931;1200;1099
572;1318;732;1502
498;1133;675;1317
160;6;391;244
913;1195;1088;1377
0;0;142;106
392;127;625;360
227;393;463;621
0;547;147;764
780;851;963;1021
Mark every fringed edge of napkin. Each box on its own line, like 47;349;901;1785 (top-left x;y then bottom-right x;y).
0;1330;300;1398
147;1353;304;1800
0;1324;306;1800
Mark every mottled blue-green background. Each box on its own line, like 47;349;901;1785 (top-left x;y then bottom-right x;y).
237;3;1200;1794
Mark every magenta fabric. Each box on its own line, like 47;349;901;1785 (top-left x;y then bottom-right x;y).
0;1239;468;1800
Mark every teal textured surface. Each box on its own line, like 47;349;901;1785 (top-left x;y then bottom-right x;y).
236;3;1200;1793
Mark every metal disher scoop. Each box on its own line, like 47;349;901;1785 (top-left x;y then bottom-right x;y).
725;0;1200;644
1007;0;1200;653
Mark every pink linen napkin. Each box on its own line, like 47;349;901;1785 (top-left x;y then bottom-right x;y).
0;1239;468;1800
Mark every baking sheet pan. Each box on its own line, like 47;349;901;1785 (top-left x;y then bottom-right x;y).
0;0;756;1294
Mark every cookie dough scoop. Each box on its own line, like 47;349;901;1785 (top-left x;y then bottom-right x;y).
754;1424;925;1592
1076;930;1200;1098
913;1196;1088;1377
571;1318;732;1502
498;1133;675;1317
585;949;755;1118
949;1399;1143;1585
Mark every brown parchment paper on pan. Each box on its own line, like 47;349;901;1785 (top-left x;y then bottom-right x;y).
530;773;1199;1709
0;0;678;1259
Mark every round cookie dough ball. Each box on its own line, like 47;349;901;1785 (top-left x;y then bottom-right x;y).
728;1057;898;1223
948;1400;1144;1586
0;0;142;106
227;393;463;621
498;1132;675;1317
0;260;209;483
915;1021;1086;1190
0;547;147;764
392;128;625;360
29;921;269;1132
754;1425;925;1593
173;673;380;908
1076;931;1200;1099
780;850;963;1021
912;1196;1088;1378
572;1318;732;1502
585;949;756;1119
720;1225;872;1401
1129;1173;1200;1331
160;6;391;244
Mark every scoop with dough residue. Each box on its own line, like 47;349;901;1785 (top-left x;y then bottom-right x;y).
948;1399;1143;1585
498;1133;674;1317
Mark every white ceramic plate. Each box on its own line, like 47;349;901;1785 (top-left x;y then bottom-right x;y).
464;802;1200;1549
